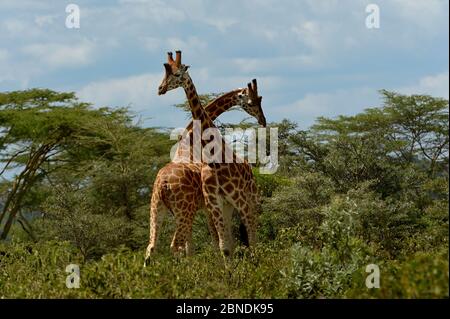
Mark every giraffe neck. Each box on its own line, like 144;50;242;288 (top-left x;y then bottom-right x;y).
182;73;215;131
175;73;238;163
184;89;244;132
204;90;243;121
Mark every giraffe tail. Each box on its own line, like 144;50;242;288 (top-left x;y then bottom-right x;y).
236;207;249;247
239;220;249;247
144;178;170;266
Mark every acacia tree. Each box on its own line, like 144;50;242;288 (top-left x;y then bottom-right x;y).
0;89;133;240
312;90;449;178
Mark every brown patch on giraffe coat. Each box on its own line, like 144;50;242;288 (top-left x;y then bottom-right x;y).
223;183;234;193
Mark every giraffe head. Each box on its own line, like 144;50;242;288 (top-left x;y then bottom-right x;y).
158;50;190;95
239;79;266;127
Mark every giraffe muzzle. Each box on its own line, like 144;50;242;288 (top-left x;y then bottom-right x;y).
158;85;167;95
259;115;267;127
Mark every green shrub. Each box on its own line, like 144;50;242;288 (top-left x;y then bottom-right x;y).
259;172;334;243
34;189;131;260
346;249;449;298
0;241;290;298
280;243;369;298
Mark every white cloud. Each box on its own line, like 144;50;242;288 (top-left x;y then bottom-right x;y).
116;0;186;24
76;69;281;128
142;36;209;61
277;87;380;127
77;72;189;127
1;0;447;130
397;72;449;98
0;48;37;87
232;55;320;73
304;0;340;14
22;40;95;69
141;36;162;52
166;36;208;54
291;21;324;51
0;49;10;83
1;17;48;39
192;67;283;94
275;71;449;128
77;72;184;111
390;0;448;32
3;19;28;33
34;14;57;27
204;18;237;33
78;73;162;108
0;49;8;61
0;0;49;10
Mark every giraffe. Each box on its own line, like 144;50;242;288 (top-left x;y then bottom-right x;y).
145;51;261;263
145;80;265;262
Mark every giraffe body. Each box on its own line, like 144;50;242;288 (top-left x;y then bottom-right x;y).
145;51;264;264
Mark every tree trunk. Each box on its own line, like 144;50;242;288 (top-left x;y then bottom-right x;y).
0;142;55;240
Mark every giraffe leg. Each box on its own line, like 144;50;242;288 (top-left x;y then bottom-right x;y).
170;221;192;255
170;227;184;255
184;213;195;257
222;202;235;253
144;196;168;267
239;202;257;247
223;193;258;248
202;166;234;257
205;209;220;249
203;193;234;258
184;216;194;256
183;205;199;256
185;236;193;256
170;205;195;256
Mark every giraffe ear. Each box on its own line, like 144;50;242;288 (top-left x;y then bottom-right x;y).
163;63;172;74
184;65;190;70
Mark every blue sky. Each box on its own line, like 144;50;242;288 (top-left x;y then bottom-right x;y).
0;0;448;129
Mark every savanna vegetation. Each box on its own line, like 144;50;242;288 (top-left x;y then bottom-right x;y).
0;88;448;298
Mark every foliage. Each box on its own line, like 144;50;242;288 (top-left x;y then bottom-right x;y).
0;89;448;298
34;188;130;260
346;248;449;298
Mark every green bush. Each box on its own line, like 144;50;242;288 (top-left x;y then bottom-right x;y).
280;243;368;298
346;249;449;298
34;189;131;260
0;241;290;298
1;90;448;299
260;172;334;243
